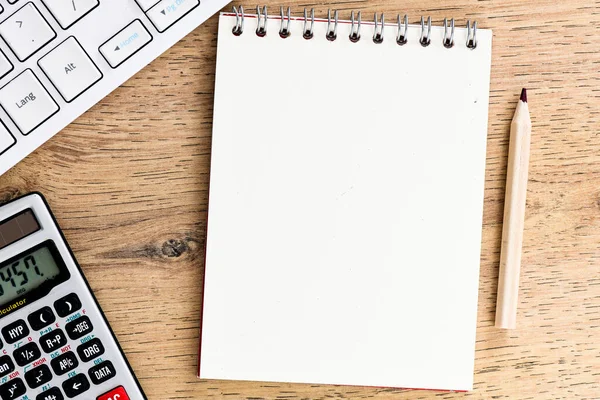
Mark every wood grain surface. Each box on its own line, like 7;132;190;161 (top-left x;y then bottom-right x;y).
1;0;599;398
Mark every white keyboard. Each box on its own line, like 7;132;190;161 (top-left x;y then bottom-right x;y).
0;0;229;176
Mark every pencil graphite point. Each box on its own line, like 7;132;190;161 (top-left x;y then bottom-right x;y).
520;88;527;103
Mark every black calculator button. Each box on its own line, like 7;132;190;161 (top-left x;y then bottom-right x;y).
50;351;78;376
54;293;82;318
40;329;68;353
62;373;90;398
0;355;15;377
28;306;56;331
88;360;116;385
76;338;104;362
0;377;26;399
1;319;29;344
13;342;41;366
36;387;65;400
65;316;93;340
25;364;53;389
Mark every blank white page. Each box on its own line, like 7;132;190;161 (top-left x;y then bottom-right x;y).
200;12;492;392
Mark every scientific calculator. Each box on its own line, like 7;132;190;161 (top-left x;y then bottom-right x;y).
0;193;146;400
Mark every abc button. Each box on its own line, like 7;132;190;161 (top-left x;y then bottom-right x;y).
97;385;129;400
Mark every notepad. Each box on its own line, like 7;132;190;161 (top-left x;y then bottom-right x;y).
199;9;492;391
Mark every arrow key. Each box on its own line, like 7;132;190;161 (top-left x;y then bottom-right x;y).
28;306;56;331
62;373;90;398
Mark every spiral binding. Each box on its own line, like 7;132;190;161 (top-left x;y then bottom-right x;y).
230;6;478;49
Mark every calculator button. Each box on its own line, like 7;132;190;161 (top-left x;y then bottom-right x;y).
0;377;26;400
28;306;56;331
97;386;129;400
40;329;68;353
2;319;29;344
88;360;116;385
0;50;13;80
65;316;93;340
36;387;65;400
146;0;200;32
38;36;103;102
76;338;104;362
54;293;82;317
13;342;41;366
25;363;53;388
0;69;60;135
50;351;78;376
62;373;90;398
41;0;99;29
0;3;56;61
99;20;152;68
0;355;15;378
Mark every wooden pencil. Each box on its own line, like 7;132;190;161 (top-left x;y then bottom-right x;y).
495;88;532;329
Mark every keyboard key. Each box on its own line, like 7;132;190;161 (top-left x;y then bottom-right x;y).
99;19;152;68
0;50;13;80
62;373;90;398
50;351;78;376
146;0;200;33
97;385;129;400
0;377;26;400
136;0;159;12
0;120;16;156
76;338;104;362
25;364;53;388
37;387;65;400
0;69;60;135
40;329;68;353
41;0;99;29
39;37;102;102
54;293;82;317
0;355;15;378
28;306;56;331
13;342;41;366
1;319;29;344
65;315;93;340
88;360;116;385
0;3;56;61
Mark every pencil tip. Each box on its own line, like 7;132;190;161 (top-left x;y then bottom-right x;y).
520;88;527;103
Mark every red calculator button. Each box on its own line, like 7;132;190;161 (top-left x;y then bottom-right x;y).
97;386;129;400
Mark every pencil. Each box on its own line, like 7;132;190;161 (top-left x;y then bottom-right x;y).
495;88;532;330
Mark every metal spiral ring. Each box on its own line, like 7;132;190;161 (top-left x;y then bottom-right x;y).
303;8;314;39
232;6;244;36
373;13;384;44
279;6;291;38
256;5;267;37
466;20;477;49
420;16;431;47
396;14;408;45
443;18;454;48
349;11;361;43
326;9;338;41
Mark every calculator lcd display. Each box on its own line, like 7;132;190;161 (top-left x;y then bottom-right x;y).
0;245;62;305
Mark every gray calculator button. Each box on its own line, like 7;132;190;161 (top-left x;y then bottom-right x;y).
1;319;29;344
0;354;15;378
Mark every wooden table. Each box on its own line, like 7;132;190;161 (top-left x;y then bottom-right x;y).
1;0;599;398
